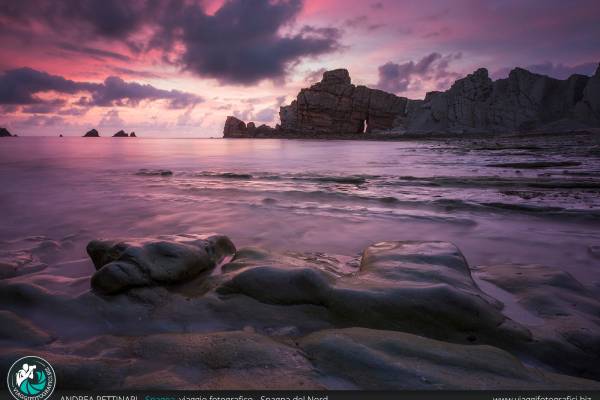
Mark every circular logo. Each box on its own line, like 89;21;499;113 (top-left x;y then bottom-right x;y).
6;356;55;400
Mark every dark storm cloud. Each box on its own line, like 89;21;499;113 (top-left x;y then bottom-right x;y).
0;68;202;110
376;53;461;94
154;0;341;84
0;0;154;39
82;76;203;108
0;68;94;104
0;0;341;85
57;43;131;62
22;99;67;114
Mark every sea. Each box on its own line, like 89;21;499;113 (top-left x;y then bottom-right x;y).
1;135;599;284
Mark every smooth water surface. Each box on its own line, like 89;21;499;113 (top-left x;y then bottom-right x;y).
1;136;599;283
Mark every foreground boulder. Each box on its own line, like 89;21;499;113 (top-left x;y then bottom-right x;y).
217;241;600;380
83;128;99;137
87;234;235;294
218;241;528;346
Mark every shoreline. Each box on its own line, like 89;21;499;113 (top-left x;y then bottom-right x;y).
221;128;600;141
3;128;598;140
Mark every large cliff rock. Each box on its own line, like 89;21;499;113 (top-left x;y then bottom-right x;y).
405;66;600;133
0;127;13;137
279;69;408;134
223;64;600;137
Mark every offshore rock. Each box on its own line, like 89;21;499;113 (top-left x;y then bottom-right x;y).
113;130;129;137
83;129;100;137
0;127;13;137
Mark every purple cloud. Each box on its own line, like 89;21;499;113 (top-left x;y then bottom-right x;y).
376;53;462;94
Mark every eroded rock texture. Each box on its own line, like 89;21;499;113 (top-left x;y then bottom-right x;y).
407;66;600;133
88;234;235;294
223;64;600;137
279;69;408;134
1;236;600;389
223;116;277;138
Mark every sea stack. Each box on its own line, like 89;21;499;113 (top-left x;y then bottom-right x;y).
129;132;136;137
0;127;13;137
83;129;100;137
113;130;129;137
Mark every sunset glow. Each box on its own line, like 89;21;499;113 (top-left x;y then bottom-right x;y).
1;0;599;137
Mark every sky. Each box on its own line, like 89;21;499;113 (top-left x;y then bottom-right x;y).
1;0;599;137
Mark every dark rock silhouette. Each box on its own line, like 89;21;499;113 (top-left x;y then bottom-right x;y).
113;130;129;137
83;129;99;137
224;64;600;138
59;134;63;137
404;65;600;134
0;127;13;137
130;132;136;137
280;68;407;134
223;116;276;138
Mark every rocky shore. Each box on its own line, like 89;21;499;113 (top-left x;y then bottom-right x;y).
224;64;600;138
1;234;599;389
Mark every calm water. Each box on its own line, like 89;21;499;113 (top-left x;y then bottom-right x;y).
1;136;600;283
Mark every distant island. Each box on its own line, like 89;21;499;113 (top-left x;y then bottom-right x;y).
83;129;137;137
223;64;600;138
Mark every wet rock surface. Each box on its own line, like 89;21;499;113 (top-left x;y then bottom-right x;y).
88;234;235;294
0;236;599;389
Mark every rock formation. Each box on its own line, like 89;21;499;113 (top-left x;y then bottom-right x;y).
87;234;235;294
113;130;129;137
1;233;600;389
130;131;136;137
405;66;600;133
223;64;600;137
279;69;408;134
223;116;277;138
83;128;99;137
2;236;600;389
0;127;13;137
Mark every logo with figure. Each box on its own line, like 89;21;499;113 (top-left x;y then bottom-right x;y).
6;356;55;400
